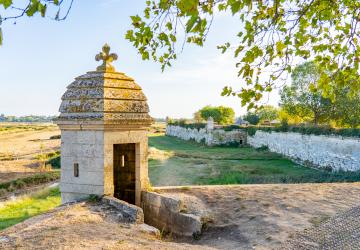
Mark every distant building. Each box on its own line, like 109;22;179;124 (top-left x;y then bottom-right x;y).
235;118;250;126
261;120;271;126
261;119;280;126
270;120;281;126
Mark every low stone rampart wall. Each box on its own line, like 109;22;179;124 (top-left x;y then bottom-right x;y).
248;131;360;171
141;191;202;237
165;125;247;146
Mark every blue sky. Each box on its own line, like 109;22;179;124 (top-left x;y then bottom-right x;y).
0;0;280;118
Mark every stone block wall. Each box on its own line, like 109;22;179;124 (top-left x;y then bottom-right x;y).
248;131;360;171
103;130;149;206
60;130;105;203
166;125;247;146
141;191;202;237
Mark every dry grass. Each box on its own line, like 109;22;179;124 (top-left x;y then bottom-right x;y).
0;202;210;250
0;124;60;184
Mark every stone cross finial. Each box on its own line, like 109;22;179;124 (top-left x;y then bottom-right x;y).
95;43;118;72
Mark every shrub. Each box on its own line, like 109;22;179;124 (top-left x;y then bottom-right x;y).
247;127;257;136
222;125;241;131
35;151;61;168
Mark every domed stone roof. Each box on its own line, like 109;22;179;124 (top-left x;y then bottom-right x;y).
56;44;153;126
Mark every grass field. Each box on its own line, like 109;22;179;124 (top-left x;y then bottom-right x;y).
0;123;60;185
149;135;360;186
0;123;55;134
0;187;61;230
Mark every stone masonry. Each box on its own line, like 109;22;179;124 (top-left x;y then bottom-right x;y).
166;125;247;146
55;44;153;205
248;131;360;171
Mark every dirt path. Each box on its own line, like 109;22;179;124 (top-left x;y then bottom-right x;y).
157;182;360;249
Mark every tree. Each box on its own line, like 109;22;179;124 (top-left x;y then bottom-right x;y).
198;105;235;125
256;105;279;122
280;62;333;125
193;111;203;123
0;0;72;45
1;1;359;109
126;0;360;109
243;112;260;125
333;88;360;128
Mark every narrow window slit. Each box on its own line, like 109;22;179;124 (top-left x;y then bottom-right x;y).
74;163;79;177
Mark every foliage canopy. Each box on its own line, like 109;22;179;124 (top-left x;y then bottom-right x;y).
280;61;360;127
126;0;360;108
243;112;260;125
0;0;72;45
1;0;359;111
256;105;279;122
198;105;235;125
280;62;333;125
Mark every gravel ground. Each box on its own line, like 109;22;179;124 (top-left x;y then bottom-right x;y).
281;205;360;250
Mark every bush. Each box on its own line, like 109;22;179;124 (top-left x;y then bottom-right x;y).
35;151;61;168
222;125;241;131
279;119;289;132
47;155;60;168
247;127;257;136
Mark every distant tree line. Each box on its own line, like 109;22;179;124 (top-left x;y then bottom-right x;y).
168;60;359;129
0;114;57;122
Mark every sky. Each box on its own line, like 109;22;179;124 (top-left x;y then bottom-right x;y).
0;0;281;118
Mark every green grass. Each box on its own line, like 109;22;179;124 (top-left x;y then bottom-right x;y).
148;135;360;186
149;134;281;160
0;187;61;230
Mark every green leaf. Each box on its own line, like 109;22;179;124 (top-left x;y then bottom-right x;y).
169;34;176;42
166;22;172;30
230;1;241;15
26;0;40;17
0;0;12;9
186;15;198;33
276;41;286;53
130;15;141;24
39;3;47;18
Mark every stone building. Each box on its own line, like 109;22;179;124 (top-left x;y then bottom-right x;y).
55;44;153;206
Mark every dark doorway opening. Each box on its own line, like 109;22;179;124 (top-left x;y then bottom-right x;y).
113;143;136;204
